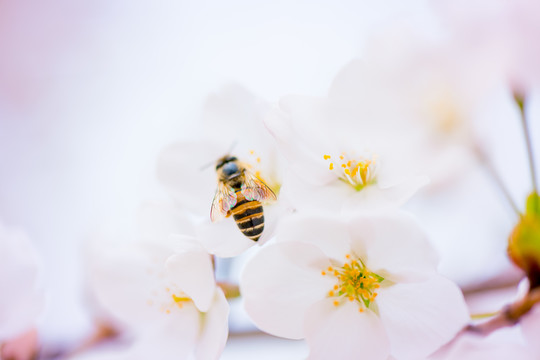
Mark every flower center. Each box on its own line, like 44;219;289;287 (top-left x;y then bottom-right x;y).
147;285;192;314
321;254;384;312
323;153;378;191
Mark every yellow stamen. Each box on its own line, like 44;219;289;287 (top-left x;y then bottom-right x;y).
322;254;384;312
323;152;378;191
329;163;334;170
172;294;190;303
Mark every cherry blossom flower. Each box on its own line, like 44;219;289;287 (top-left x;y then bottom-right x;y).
264;94;428;215
84;205;229;360
0;222;44;345
240;212;469;360
322;45;500;189
157;84;288;257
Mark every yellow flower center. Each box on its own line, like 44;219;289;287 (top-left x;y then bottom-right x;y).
321;254;384;312
323;153;378;191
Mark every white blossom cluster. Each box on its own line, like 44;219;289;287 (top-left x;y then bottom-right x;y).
2;0;540;359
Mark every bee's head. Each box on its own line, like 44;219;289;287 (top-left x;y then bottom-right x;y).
215;155;237;170
215;155;242;180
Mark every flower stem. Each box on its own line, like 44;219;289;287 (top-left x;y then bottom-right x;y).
515;93;538;195
464;286;540;336
474;145;521;216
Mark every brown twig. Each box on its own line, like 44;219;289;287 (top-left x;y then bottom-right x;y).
464;286;540;336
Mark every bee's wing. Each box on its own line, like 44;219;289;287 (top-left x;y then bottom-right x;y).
210;182;237;222
241;170;277;202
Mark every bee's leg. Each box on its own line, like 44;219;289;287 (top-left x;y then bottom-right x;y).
225;210;231;218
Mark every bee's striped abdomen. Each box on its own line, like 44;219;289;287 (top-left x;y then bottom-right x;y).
231;192;264;241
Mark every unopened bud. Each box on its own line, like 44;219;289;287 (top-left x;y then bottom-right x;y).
508;192;540;288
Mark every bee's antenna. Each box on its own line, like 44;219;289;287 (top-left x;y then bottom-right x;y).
199;160;215;171
199;141;239;172
199;140;238;171
226;140;238;155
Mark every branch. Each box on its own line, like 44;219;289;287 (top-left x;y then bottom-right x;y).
465;286;540;336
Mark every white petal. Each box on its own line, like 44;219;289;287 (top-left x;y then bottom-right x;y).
196;218;256;258
276;214;350;262
304;299;390;360
348;212;439;282
88;241;163;327
520;302;540;354
342;176;430;215
377;275;469;360
156;140;226;215
129;303;201;360
278;171;352;215
165;250;216;312
167;234;207;254
264;102;335;186
240;242;333;339
200;83;269;144
195;288;230;360
72;304;202;360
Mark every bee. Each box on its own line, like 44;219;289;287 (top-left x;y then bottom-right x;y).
210;155;277;241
